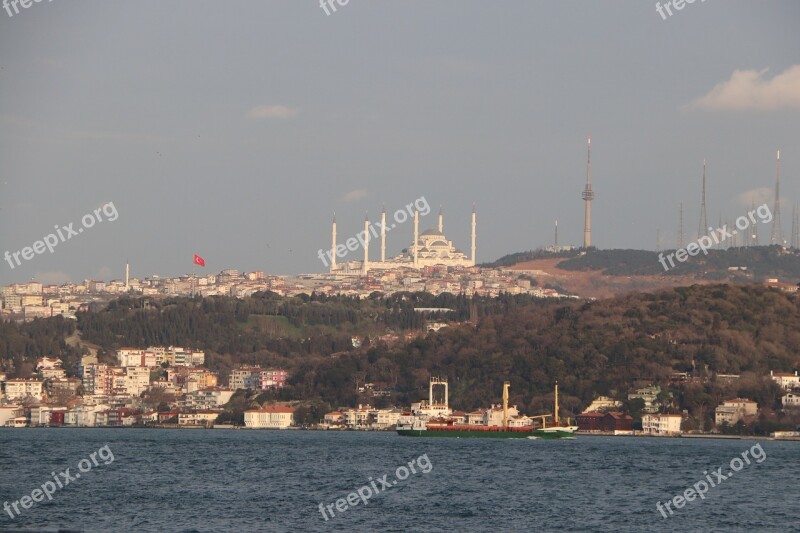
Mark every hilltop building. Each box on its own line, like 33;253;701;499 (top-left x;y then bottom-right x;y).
329;206;476;275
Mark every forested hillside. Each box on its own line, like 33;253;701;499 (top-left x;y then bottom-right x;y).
3;285;798;431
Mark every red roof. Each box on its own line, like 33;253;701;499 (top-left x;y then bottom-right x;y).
247;406;295;414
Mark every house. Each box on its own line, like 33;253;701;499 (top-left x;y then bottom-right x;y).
244;406;295;429
324;411;344;425
582;396;622;413
781;392;800;409
0;405;23;427
36;357;63;370
642;414;682;435
373;408;402;429
157;411;179;424
628;385;663;414
342;405;373;429
770;370;800;391
715;398;758;426
178;410;220;427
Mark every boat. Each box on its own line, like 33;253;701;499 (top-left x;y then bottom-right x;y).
396;379;577;439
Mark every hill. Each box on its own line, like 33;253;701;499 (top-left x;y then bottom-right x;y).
491;246;800;298
3;285;799;431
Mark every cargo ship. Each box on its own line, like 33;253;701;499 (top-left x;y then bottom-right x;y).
396;379;577;439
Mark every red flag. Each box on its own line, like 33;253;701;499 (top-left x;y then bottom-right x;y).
193;254;206;267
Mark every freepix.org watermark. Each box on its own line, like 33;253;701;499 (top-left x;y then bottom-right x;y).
4;201;119;271
3;444;115;520
318;454;433;521
656;0;708;21
3;0;54;18
319;0;349;16
656;442;766;518
658;203;772;272
317;196;430;268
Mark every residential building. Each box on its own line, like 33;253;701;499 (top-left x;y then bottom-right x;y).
628;385;663;414
4;379;45;401
0;405;23;427
125;366;151;396
374;408;403;429
781;392;800;409
642;414;682;435
229;367;263;390
324;411;344;425
36;357;63;370
770;370;800;391
229;367;287;390
178;411;220;427
186;370;218;393
82;364;115;396
244;406;295;428
715;398;758;426
483;404;520;427
40;367;67;380
183;388;235;410
29;406;67;427
582;396;622;413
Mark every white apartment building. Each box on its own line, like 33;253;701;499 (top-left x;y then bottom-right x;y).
117;349;158;368
64;404;110;427
770;370;800;391
178;411;220;426
4;379;45;401
183;388;235;410
125;366;151;396
642;414;682;435
244;406;295;428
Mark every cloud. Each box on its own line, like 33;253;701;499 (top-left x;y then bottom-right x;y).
95;266;115;280
691;65;800;111
738;187;779;209
246;105;300;120
339;189;369;203
33;271;72;285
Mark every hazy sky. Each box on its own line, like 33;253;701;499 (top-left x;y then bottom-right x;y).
1;1;799;285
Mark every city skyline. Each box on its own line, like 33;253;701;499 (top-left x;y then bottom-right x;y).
2;2;799;286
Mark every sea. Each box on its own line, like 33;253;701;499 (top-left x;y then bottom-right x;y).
0;429;798;533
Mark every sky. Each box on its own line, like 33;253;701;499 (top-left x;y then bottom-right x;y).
1;0;799;285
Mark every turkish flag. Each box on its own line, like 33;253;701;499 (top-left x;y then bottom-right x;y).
193;254;206;267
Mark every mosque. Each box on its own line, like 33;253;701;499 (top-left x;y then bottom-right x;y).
329;206;476;275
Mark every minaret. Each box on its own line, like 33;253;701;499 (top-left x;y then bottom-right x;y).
470;205;477;266
125;261;129;291
698;159;708;239
413;209;419;268
380;206;386;262
751;198;760;246
771;150;783;245
362;212;369;276
438;206;443;233
331;214;337;271
555;220;559;247
582;137;594;248
791;202;799;249
678;203;685;249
